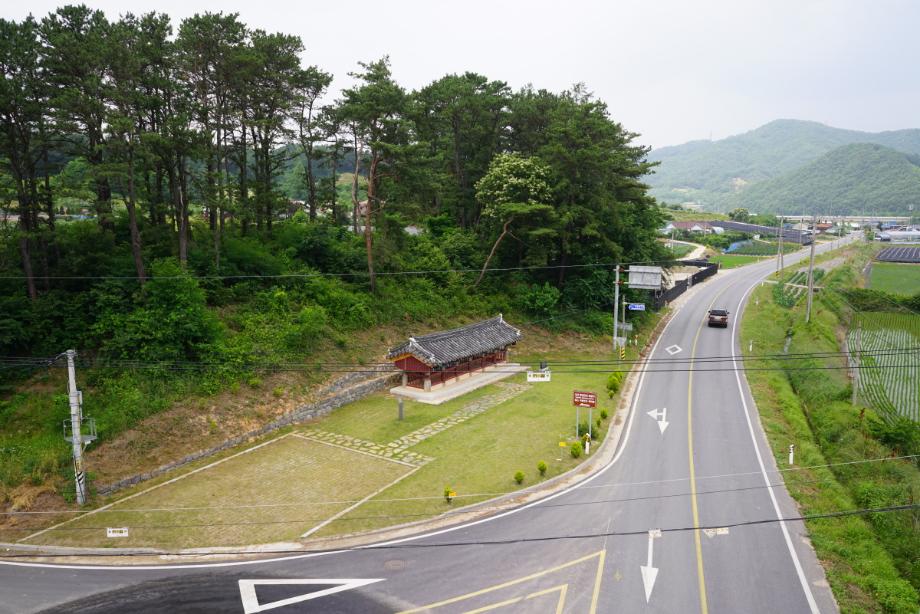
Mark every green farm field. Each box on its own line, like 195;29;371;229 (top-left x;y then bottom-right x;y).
869;261;920;296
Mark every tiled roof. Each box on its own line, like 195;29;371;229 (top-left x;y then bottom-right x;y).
387;315;522;368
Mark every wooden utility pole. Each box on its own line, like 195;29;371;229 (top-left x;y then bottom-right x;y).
805;215;817;323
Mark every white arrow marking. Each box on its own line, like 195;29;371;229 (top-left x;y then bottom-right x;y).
238;578;384;613
646;407;669;434
639;529;660;603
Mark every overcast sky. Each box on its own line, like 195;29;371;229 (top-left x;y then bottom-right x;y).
5;0;919;149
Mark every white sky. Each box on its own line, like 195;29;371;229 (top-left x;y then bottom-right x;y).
5;0;919;149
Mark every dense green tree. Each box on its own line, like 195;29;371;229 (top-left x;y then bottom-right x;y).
292;66;333;221
473;153;554;286
0;16;47;299
337;57;408;291
412;73;510;227
39;6;113;228
728;207;751;222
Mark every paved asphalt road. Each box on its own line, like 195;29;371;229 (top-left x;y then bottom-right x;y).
1;236;857;614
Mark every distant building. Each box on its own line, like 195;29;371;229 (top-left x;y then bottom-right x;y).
662;221;721;234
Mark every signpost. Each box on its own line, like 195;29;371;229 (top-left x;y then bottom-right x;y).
627;303;646;312
572;391;597;441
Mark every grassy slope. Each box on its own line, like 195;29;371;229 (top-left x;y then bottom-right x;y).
741;249;919;613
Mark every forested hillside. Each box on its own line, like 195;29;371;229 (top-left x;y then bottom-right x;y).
0;7;666;494
647;119;920;209
733;143;920;215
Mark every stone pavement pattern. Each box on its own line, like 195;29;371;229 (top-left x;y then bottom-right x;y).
300;381;531;467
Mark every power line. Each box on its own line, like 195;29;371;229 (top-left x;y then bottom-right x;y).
0;257;690;282
2;504;916;558
3;454;915;518
2;346;917;371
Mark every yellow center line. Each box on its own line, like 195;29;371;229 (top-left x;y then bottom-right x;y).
688;285;731;614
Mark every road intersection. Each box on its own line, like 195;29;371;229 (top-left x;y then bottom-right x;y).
1;237;856;613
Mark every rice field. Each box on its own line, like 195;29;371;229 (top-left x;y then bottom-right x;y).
847;312;920;421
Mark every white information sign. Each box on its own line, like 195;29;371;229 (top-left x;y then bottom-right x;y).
527;370;552;382
628;266;663;290
106;527;129;538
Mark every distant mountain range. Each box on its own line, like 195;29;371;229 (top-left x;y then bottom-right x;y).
647;119;920;214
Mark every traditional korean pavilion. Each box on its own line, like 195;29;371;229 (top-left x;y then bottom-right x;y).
387;315;522;391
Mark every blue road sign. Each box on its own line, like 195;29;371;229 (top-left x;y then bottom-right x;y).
627;303;646;311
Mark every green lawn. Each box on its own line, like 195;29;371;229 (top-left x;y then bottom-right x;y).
312;368;614;537
710;253;765;269
870;261;920;296
24;434;411;548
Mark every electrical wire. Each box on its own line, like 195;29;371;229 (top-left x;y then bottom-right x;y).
1;504;916;558
2;454;915;518
0;257;696;282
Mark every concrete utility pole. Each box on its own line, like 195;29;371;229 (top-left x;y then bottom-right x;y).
66;350;88;505
805;215;817;323
851;322;861;405
612;265;620;352
775;215;785;274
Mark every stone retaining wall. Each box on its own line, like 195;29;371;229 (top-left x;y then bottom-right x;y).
96;371;399;496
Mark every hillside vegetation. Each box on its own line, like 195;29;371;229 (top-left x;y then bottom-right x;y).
734;143;920;215
648;119;920;211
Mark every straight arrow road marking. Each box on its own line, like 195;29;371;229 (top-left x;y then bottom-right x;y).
646;407;669;434
238;578;384;613
639;529;661;603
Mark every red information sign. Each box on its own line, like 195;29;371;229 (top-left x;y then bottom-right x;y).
572;390;597;408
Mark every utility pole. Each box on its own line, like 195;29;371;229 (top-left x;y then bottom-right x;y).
851;322;861;405
612;265;620;352
775;215;784;274
66;350;88;505
805;215;817;323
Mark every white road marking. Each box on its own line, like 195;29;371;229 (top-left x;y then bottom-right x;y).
238;578;383;613
646;408;669;434
639;529;661;603
665;344;682;355
702;527;729;538
732;275;821;613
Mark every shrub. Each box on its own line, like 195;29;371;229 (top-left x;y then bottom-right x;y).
570;442;583;458
272;387;284;398
537;461;547;476
606;371;624;397
519;282;561;317
443;486;454;503
513;471;525;484
247;376;262;388
600;409;609;420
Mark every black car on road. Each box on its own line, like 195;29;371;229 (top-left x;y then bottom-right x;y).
708;309;729;327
